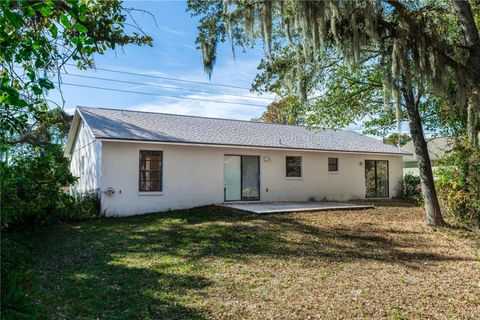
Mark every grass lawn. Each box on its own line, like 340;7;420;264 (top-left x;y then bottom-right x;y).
27;202;479;319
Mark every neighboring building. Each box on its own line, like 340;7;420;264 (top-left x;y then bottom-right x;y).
65;106;408;216
402;137;456;176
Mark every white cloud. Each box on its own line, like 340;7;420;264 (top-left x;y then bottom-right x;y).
127;91;270;120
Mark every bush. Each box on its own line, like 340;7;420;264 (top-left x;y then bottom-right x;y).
1;236;39;319
1;144;77;230
1;145;104;230
402;173;423;204
436;139;480;227
64;191;104;221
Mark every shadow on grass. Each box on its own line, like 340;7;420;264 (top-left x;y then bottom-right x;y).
30;228;212;319
28;205;474;319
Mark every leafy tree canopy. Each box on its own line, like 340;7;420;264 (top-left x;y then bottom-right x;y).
1;0;152;155
188;0;480;138
383;133;412;147
252;43;466;138
252;96;303;125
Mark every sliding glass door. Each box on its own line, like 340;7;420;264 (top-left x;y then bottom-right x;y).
224;156;242;201
224;155;260;201
241;156;260;200
365;160;389;198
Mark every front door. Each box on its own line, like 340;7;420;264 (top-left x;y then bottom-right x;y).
365;160;389;198
224;155;260;201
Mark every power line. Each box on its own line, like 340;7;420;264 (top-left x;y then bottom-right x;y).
65;63;252;90
59;82;268;108
61;73;274;101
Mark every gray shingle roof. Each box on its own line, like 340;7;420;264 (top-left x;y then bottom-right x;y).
402;137;456;162
77;106;408;155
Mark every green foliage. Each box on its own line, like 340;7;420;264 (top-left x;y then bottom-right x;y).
1;0;152;149
187;1;480;227
252;96;303;125
6;107;73;157
188;0;477;138
250;44;403;133
1;148;105;230
189;0;480;104
1;236;38;319
0;144;76;230
251;43;462;138
402;173;423;204
67;191;104;221
251;45;333;101
436;140;480;227
0;0;150;229
187;0;228;77
384;133;412;147
307;61;387;131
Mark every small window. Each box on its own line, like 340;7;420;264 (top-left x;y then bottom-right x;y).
328;157;339;172
139;151;163;192
286;156;302;177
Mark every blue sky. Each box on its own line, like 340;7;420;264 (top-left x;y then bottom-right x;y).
52;1;273;121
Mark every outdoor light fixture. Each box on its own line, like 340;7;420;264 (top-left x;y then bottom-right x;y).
263;156;271;162
105;187;115;196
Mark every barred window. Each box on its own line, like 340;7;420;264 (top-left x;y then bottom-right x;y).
286;156;302;177
328;158;339;172
139;151;162;192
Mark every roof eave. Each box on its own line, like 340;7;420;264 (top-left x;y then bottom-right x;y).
97;137;411;156
64;109;81;157
64;107;98;156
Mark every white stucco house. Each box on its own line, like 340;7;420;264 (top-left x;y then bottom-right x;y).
65;106;409;216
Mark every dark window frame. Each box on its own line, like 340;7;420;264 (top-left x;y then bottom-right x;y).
139;150;163;192
286;156;302;177
364;159;389;198
328;157;339;172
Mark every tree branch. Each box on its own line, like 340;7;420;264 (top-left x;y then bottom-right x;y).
384;0;480;87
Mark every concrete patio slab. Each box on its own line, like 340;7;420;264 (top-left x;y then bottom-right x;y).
220;202;374;214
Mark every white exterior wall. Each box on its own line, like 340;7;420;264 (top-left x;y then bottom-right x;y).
101;141;403;216
69;121;102;193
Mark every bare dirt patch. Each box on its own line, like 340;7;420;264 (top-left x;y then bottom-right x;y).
203;205;479;319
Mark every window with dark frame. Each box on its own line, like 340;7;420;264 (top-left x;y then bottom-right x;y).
286;156;302;177
139;150;162;192
328;157;339;172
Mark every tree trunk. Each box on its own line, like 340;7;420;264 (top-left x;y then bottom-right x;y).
453;0;480;145
452;1;480;72
467;89;479;145
403;86;445;226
